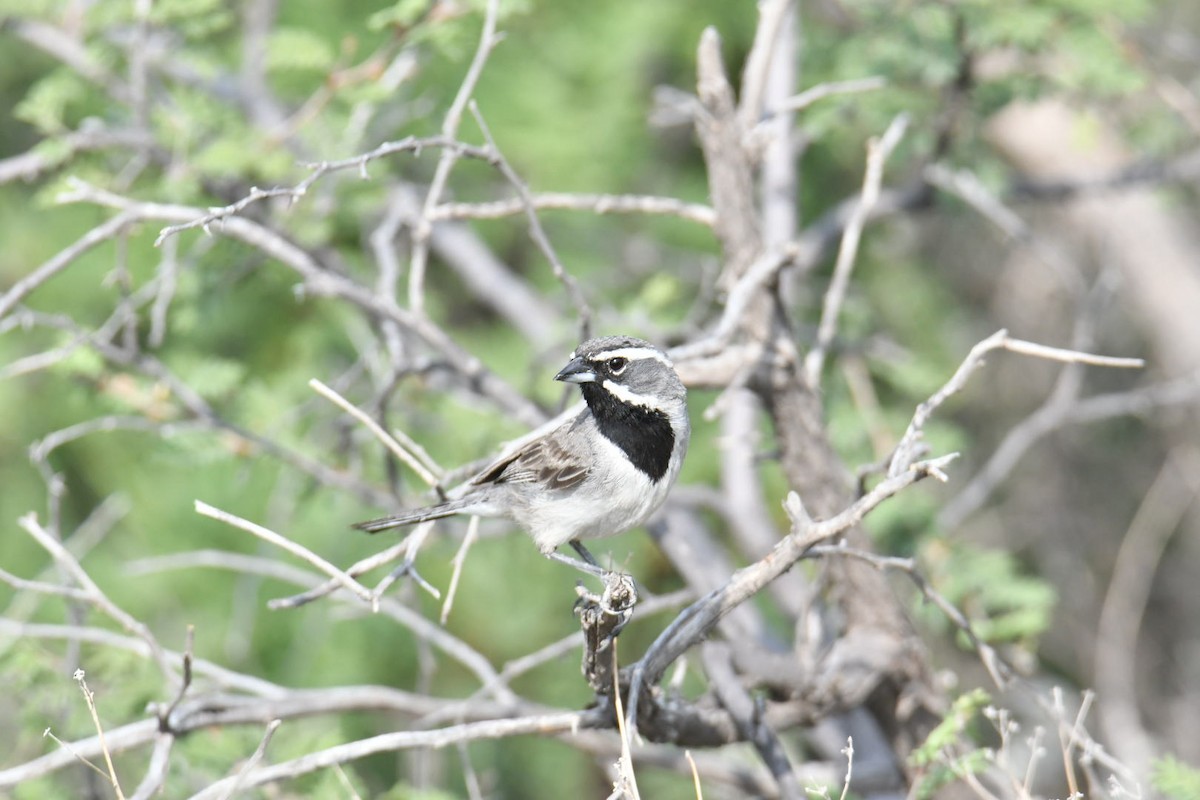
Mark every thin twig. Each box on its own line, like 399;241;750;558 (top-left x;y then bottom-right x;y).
2;620;285;697
805;543;1012;688
127;546;510;696
469;101;592;341
60;179;547;427
938;369;1199;528
76;670;126;800
157;624;196;729
309;378;442;487
804;113;909;387
41;727;110;783
188;712;597;800
769;76;887;116
407;0;502;313
888;329;1143;479
194;500;375;608
0;211;136;320
432;192;716;226
611;640;642;800
268;536;416;608
152;137;494;247
372;519;441;601
18;513;172;678
0;566;92;602
685;750;704;800
216;719;281;800
838;737;854;800
625;452;957;739
441;516;480;624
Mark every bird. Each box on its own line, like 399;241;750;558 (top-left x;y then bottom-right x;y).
354;335;690;575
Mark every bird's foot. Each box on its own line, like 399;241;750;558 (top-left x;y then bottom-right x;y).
575;572;638;691
575;570;638;619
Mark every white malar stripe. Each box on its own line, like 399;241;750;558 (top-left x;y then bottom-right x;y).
595;346;673;367
601;379;669;411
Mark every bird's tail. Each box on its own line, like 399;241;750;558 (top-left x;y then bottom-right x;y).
352;497;479;534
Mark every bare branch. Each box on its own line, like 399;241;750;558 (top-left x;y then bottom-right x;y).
17;513;172;679
59;180;548;426
0;211;135;321
888;330;1144;479
128;546;512;698
768;76;887;116
1095;449;1200;776
441;516;480;625
703;642;803;799
152;136;494;246
626;453;958;738
75;670;126;799
309;377;442;488
215;719;281;800
804;113;909;386
127;733;173;800
432;192;716;226
188;711;598;800
738;0;796;128
408;0;503;313
469;101;593;340
939;369;1200;528
193;500;376;608
0;619;284;697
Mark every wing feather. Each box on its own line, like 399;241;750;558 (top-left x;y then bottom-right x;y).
470;427;590;491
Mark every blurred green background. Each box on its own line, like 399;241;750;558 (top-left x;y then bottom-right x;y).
2;0;1198;796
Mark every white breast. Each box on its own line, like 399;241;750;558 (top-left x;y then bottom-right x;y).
517;403;688;555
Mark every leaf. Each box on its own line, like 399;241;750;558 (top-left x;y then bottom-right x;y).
168;354;247;402
51;340;106;380
150;0;234;37
368;0;430;31
910;688;991;767
14;69;86;134
1154;755;1200;800
921;543;1057;644
968;4;1058;50
266;28;336;73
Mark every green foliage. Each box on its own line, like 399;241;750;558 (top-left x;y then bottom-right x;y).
920;540;1057;645
909;688;992;799
0;0;1180;795
369;0;434;31
267;27;337;73
148;0;235;38
1155;755;1200;800
379;784;464;800
14;69;86;134
1057;26;1147;96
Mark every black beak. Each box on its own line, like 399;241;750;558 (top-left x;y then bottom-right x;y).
554;356;597;384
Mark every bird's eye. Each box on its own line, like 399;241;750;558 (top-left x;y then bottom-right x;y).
608;357;628;375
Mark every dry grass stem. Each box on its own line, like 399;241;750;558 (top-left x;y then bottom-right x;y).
76;670;126;800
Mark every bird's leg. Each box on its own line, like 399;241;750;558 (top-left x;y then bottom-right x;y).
570;539;602;568
543;539;607;577
549;542;639;616
560;539;639;619
545;548;607;579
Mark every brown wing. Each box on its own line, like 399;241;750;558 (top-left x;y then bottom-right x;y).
471;433;590;491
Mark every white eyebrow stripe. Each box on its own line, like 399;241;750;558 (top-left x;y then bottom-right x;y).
601;379;668;411
594;347;672;367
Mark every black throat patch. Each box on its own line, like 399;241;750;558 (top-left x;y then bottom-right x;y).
581;384;675;482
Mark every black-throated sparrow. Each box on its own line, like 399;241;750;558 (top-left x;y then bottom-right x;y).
355;336;690;574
